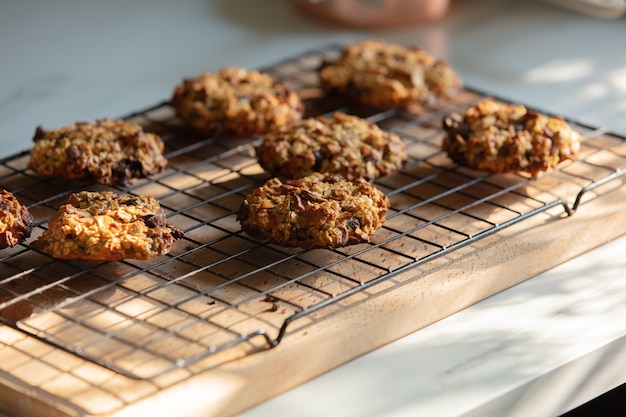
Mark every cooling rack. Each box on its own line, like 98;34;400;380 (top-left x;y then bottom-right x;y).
1;44;626;380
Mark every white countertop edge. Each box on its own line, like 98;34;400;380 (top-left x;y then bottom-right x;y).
242;234;626;417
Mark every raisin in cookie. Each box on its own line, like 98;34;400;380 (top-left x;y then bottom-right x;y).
171;67;304;135
319;40;461;108
31;191;184;261
237;173;389;249
28;118;168;186
442;99;582;176
0;189;34;250
256;112;407;181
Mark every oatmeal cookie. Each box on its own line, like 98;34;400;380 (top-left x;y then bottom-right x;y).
28;118;168;186
256;112;407;181
319;40;461;108
0;189;34;250
442;99;582;176
31;191;184;261
170;67;304;135
237;173;389;249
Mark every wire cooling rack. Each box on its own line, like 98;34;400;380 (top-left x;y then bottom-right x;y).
1;45;626;380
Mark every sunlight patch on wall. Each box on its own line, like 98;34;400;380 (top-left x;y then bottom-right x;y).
522;59;594;83
608;67;626;92
580;83;610;100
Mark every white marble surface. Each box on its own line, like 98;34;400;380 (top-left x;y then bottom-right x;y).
1;0;626;416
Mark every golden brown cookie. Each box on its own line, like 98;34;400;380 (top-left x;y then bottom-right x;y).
256;112;407;181
170;67;304;135
237;173;389;249
31;191;184;261
319;40;461;108
28;118;168;186
442;99;582;176
0;189;34;250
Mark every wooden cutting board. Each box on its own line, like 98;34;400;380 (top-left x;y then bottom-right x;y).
1;46;626;416
0;175;625;417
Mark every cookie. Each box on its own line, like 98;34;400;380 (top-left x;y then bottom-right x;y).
442;99;583;176
170;67;304;135
0;189;34;250
31;191;184;261
319;39;461;108
237;173;389;249
256;112;407;181
28;118;168;186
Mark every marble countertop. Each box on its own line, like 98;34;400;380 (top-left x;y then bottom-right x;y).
1;0;626;416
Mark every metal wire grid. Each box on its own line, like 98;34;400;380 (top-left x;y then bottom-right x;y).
1;45;626;380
